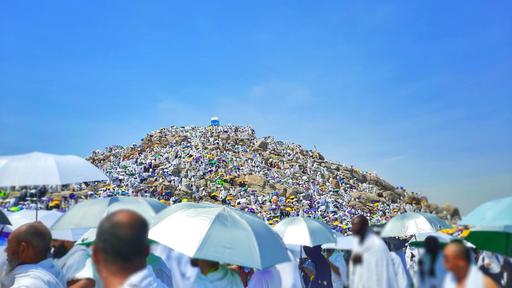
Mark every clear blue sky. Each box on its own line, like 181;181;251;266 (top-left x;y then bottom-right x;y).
1;1;511;214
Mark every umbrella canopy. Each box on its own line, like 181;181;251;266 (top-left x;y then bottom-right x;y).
406;231;477;249
460;196;512;226
149;202;290;270
380;212;451;237
408;231;455;246
0;152;108;187
465;225;512;257
322;234;353;250
76;228;97;246
5;209;63;229
0;209;10;225
51;197;167;230
273;216;336;247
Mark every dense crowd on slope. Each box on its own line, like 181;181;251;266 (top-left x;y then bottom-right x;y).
82;125;428;232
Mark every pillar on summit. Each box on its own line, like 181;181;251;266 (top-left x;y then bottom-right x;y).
210;116;220;126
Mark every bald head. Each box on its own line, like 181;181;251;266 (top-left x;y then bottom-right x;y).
14;222;51;258
443;240;471;275
93;210;149;269
5;222;51;270
445;241;470;263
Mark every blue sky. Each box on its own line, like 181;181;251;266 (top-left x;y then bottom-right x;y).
1;1;511;213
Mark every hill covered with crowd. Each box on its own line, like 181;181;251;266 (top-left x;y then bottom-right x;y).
87;125;460;231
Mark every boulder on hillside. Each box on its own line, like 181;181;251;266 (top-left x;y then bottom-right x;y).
440;204;461;221
244;175;266;188
426;203;442;214
366;176;396;192
349;200;369;212
255;139;269;151
405;194;423;205
350;191;379;203
312;151;325;161
382;191;401;203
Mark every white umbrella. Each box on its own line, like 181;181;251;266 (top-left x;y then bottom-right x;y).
381;212;451;237
410;231;455;244
2;209;87;241
460;196;512;226
149;202;290;269
0;151;108;187
322;234;354;250
5;209;63;229
273;216;336;247
51;197;167;230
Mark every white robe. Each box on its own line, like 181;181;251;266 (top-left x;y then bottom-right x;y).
121;266;167;288
443;265;485;288
248;267;282;288
55;244;91;282
2;258;67;288
0;245;7;280
75;257;99;287
275;250;303;288
349;232;399;288
390;251;409;288
151;244;198;288
193;265;243;288
328;250;348;288
147;253;174;288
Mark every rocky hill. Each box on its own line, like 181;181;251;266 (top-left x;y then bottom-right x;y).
87;125;460;224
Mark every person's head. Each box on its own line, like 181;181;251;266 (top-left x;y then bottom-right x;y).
51;239;74;259
191;258;220;275
425;236;441;255
351;215;369;237
5;221;52;272
92;210;149;279
444;241;471;277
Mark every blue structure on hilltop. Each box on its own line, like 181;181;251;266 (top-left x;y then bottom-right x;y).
210;116;220;126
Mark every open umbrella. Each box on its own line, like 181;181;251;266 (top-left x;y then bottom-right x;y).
460;196;512;226
273;217;336;247
0;152;108;187
5;209;63;229
380;212;451;237
51;197;166;230
465;225;512;257
1;209;86;240
407;231;474;248
149;202;290;269
322;234;354;250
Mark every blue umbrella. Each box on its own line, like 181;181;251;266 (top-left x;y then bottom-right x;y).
460;196;512;226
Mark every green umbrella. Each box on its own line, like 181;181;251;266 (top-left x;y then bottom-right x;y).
465;225;512;257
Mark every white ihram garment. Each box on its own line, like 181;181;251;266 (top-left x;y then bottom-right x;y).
2;258;66;288
349;232;398;288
